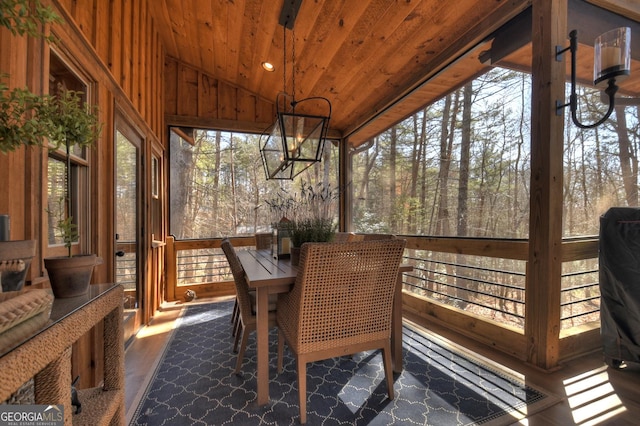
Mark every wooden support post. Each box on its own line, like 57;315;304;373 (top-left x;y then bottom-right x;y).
526;0;568;370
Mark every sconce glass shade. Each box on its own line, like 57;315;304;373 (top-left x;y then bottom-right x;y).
260;95;331;180
594;27;631;86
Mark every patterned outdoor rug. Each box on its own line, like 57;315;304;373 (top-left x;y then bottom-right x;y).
128;301;560;425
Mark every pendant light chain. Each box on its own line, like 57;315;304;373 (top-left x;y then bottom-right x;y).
282;25;287;100
291;26;296;103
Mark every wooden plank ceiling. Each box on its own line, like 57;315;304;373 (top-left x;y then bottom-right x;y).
151;0;640;145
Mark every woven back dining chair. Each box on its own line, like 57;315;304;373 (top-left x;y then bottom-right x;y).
332;232;356;242
360;233;396;241
347;233;395;242
221;238;277;374
276;239;406;424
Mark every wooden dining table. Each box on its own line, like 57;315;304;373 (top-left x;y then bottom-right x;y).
237;248;412;406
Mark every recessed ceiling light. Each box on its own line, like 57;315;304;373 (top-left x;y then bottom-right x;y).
262;62;275;72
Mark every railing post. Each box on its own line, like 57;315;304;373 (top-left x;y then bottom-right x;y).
165;236;177;301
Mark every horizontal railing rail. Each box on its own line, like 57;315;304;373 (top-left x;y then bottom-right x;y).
164;234;601;360
402;248;528;328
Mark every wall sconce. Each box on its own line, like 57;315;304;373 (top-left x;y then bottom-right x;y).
556;27;631;129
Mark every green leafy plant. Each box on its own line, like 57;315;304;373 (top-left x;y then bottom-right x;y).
289;218;335;248
0;81;101;153
56;216;79;257
0;80;53;152
0;1;76;154
44;86;102;149
46;197;79;258
50;88;101;257
0;0;62;41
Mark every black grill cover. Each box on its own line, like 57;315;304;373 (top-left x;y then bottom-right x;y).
599;207;640;366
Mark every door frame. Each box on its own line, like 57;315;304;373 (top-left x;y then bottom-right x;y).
114;110;146;333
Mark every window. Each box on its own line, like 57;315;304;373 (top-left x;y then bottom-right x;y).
169;128;339;239
150;151;163;241
351;68;532;238
46;52;91;255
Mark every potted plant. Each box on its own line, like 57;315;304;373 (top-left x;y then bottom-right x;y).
287;181;340;265
289;218;336;266
263;181;339;262
44;214;102;298
41;88;102;298
0;0;62;152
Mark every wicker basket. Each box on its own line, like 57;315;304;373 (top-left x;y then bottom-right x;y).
0;289;53;352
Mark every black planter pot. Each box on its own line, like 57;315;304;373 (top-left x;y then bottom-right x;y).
290;246;301;266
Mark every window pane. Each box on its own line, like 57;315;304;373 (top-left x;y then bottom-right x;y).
46;157;67;245
169;128;339;239
351;68;532;238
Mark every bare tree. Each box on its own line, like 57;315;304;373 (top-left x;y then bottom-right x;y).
614;105;639;206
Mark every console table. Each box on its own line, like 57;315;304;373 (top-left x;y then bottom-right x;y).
0;283;124;425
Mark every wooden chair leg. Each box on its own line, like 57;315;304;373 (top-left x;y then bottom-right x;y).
297;358;307;424
233;315;242;344
233;321;242;353
277;330;284;373
382;343;394;400
231;299;239;336
231;298;238;324
234;328;249;374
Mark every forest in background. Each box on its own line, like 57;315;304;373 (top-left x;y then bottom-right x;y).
169;67;638;240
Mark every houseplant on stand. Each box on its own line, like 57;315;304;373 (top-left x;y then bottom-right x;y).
44;214;101;298
0;3;101;297
2;74;102;297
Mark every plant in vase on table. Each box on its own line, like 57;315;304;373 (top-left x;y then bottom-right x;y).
264;181;339;265
289;218;336;265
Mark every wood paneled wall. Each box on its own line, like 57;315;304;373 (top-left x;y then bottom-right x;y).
164;57;276;133
0;0;164;388
55;0;164;139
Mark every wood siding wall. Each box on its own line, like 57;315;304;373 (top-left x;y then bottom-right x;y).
164;57;276;133
0;0;164;388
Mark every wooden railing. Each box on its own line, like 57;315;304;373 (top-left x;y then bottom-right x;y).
164;234;600;363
